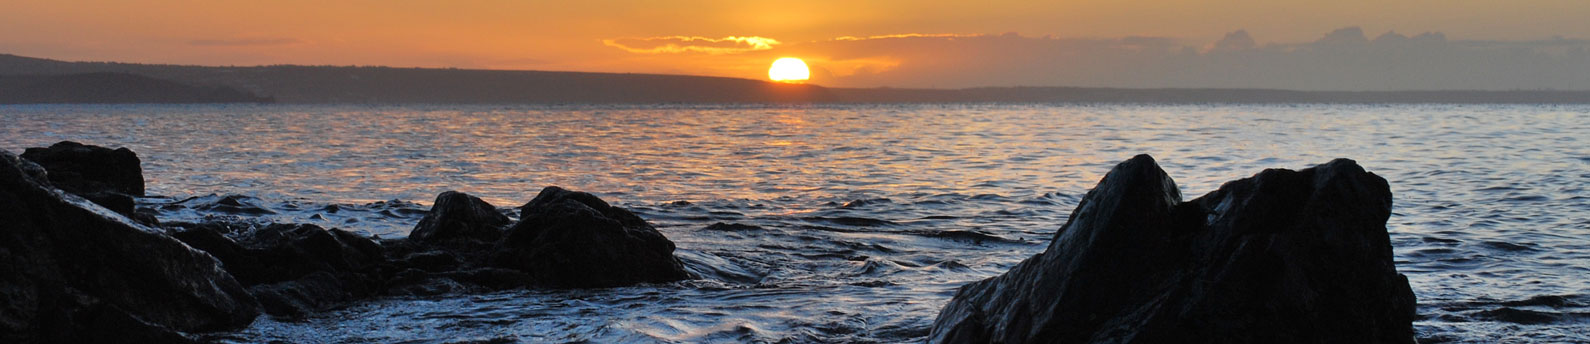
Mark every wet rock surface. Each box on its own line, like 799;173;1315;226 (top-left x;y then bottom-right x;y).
0;150;259;342
409;190;511;245
170;222;386;317
492;186;693;288
929;155;1417;343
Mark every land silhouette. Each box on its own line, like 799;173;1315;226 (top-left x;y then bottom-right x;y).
2;53;1586;104
0;72;270;104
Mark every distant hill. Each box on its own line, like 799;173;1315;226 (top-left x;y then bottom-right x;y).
0;54;833;104
1;53;1586;104
0;72;271;104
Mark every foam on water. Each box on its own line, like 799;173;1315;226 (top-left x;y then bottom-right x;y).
3;103;1587;342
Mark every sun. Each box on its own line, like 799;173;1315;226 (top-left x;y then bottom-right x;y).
768;57;810;83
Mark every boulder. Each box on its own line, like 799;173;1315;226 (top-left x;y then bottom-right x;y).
20;141;145;196
409;191;510;244
491;186;691;288
928;155;1416;343
0;150;258;342
171;222;385;317
20;141;154;223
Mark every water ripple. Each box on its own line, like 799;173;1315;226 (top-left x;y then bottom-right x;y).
2;103;1587;342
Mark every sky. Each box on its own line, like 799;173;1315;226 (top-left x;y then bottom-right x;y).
4;0;1590;90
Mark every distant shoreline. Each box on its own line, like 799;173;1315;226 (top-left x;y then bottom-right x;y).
4;53;1587;105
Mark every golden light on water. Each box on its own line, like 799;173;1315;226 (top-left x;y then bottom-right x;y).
768;57;810;83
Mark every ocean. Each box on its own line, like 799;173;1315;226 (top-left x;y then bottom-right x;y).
2;103;1586;343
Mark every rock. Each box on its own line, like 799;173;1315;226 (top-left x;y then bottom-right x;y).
374;236;531;296
247;271;361;318
76;189;137;215
20;141;145;196
20;141;157;223
928;155;1416;343
0;150;258;342
171;222;385;317
409;191;510;244
492;186;691;288
74;303;203;344
400;250;463;272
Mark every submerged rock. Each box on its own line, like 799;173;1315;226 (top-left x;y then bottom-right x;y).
409;191;511;244
929;155;1416;343
0;150;258;342
171;222;386;318
492;186;691;288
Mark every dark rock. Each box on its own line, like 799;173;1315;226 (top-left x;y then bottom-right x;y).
20;141;144;196
247;271;360;318
409;191;510;244
171;222;385;317
492;186;691;288
77;189;136;215
19;141;157;223
77;304;201;344
7;150;51;183
0;150;258;342
79;190;159;225
401;251;463;272
383;269;467;296
186;194;278;215
373;236;530;295
928;155;1416;343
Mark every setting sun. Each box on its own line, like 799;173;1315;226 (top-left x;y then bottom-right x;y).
768;57;810;83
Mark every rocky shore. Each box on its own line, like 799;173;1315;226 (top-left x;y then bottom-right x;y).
1;142;1416;343
1;142;691;342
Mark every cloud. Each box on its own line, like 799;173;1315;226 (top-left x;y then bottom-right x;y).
603;36;780;54
189;37;303;47
1314;26;1369;46
1209;30;1256;52
595;28;1590;90
831;33;981;41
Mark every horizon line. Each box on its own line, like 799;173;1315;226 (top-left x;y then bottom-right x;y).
5;52;1590;93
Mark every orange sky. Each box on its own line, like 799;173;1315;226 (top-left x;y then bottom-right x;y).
3;1;1589;89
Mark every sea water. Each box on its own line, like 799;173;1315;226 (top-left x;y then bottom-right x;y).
2;103;1586;343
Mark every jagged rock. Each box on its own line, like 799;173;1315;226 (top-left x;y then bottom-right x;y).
928;155;1416;343
171;222;385;317
0;150;258;342
491;186;691;288
409;191;510;244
